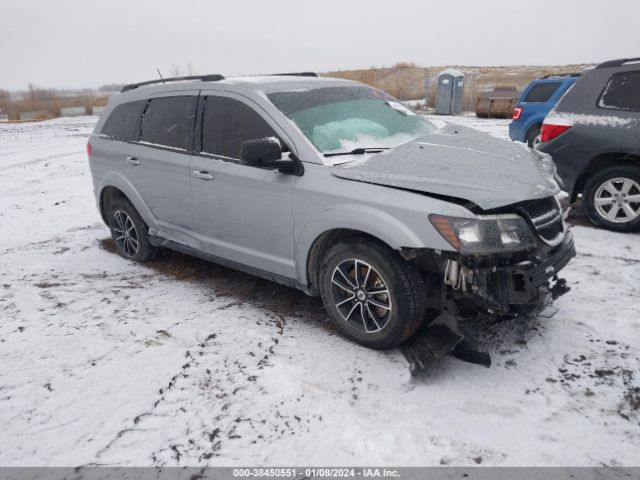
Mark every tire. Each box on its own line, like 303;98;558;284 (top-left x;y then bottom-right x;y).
583;165;640;232
108;198;156;261
526;126;541;149
318;237;428;349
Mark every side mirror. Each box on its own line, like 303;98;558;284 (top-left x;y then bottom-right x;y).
240;138;299;174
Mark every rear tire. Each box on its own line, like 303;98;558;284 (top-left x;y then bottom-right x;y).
583;165;640;232
108;198;156;261
318;238;428;349
526;126;541;149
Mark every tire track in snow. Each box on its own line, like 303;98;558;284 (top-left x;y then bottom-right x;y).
0;149;84;171
94;306;318;465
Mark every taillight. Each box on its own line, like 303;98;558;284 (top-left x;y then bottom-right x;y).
86;142;92;158
540;121;572;143
512;107;523;120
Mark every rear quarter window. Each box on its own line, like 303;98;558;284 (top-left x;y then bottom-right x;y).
523;82;561;103
598;71;640;111
100;100;147;141
140;96;197;150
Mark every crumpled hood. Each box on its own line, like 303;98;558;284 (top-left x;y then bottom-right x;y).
329;123;560;210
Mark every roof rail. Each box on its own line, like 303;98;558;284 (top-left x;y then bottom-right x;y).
120;74;225;92
541;73;581;79
596;58;640;69
268;72;319;78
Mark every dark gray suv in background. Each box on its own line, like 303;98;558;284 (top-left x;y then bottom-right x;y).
88;73;574;350
540;58;640;231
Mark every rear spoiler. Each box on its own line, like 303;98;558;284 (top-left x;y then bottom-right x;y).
540;73;581;79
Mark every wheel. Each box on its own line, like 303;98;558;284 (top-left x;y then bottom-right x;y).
318;238;428;349
108;198;156;261
526;126;541;149
583;165;640;232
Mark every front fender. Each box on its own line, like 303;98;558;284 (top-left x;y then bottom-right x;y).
294;203;448;285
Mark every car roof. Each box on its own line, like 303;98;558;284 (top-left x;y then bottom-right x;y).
115;75;362;102
219;75;360;93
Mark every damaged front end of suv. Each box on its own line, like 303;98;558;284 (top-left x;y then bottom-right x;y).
431;196;574;317
403;194;575;369
325;123;577;367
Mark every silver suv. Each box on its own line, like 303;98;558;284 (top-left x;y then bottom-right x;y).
88;73;575;349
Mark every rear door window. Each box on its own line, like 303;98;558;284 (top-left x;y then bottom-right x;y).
598;71;640;111
140;96;197;150
100;100;147;141
523;82;561;103
201;96;279;159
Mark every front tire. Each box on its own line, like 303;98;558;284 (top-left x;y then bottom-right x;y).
108;198;156;261
583;166;640;232
319;238;428;349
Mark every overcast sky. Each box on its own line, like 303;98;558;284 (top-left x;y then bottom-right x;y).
2;0;639;90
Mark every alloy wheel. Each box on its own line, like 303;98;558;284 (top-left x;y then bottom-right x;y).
330;259;392;334
594;177;640;224
112;210;139;257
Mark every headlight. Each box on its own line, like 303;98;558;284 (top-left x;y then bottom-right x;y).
430;214;536;255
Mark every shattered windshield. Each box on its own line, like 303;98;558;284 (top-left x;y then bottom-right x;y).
267;86;435;163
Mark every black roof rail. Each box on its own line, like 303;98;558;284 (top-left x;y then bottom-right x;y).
596;58;640;69
268;72;319;78
121;74;225;92
541;73;581;79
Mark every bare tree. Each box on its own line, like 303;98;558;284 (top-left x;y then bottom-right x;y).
27;84;55;102
169;63;197;78
169;64;182;77
0;89;11;111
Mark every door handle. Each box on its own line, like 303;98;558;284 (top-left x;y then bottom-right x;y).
192;170;214;180
125;156;140;166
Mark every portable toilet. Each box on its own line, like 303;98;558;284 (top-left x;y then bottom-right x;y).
435;69;465;115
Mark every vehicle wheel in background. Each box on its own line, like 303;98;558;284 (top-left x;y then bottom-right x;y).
319;237;428;349
583;165;640;232
108;198;156;261
526;126;542;149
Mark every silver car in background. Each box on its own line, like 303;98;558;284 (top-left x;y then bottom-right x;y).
88;73;575;350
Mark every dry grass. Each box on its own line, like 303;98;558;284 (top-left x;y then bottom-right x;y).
1;64;594;120
326;64;593;110
1;85;108;120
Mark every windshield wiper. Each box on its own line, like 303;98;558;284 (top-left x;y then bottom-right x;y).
324;147;389;157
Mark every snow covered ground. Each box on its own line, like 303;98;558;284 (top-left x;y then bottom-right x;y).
1;116;638;467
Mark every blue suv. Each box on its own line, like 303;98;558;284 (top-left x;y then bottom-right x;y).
509;74;579;148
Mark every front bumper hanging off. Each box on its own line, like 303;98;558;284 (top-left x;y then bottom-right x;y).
448;231;576;317
403;232;576;374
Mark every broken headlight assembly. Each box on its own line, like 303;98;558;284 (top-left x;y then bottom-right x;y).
430;214;536;255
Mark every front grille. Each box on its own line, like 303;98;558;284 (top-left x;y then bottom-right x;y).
538;221;563;242
518;197;566;246
520;197;557;218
